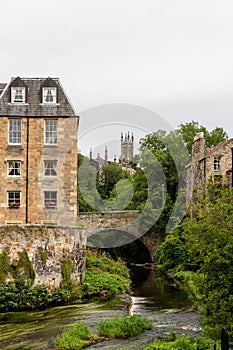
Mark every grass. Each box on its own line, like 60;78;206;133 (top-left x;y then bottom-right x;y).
53;322;103;350
54;315;152;349
97;314;152;339
144;333;220;350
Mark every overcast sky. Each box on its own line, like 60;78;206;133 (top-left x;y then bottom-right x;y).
1;0;233;158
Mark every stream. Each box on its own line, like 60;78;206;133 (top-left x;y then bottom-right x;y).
0;267;202;350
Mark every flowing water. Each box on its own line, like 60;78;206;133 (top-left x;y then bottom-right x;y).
0;267;202;350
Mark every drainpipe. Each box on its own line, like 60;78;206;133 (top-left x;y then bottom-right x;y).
26;117;29;224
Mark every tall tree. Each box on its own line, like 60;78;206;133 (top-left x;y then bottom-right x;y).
97;163;130;200
178;121;228;154
183;188;233;332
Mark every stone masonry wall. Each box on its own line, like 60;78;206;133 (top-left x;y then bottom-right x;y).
78;211;139;237
0;116;78;225
0;225;86;289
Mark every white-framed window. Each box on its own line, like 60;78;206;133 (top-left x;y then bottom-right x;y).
214;156;221;171
44;160;57;176
44;119;58;145
42;87;57;104
8;119;22;145
7;161;21;176
8;191;21;209
11;87;26;103
44;191;57;208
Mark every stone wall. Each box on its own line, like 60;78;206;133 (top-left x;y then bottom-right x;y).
0;225;86;289
78;211;140;238
187;134;233;202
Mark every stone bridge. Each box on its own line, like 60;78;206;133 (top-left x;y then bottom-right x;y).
0;212;159;290
77;210;158;261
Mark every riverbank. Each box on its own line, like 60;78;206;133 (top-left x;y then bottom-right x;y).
0;272;202;350
0;249;131;312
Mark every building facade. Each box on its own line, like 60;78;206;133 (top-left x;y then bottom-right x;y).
186;132;233;202
0;77;78;225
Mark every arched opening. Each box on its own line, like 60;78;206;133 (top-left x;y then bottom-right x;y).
87;229;152;288
87;229;152;262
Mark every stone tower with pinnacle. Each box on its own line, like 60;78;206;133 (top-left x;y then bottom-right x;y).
120;132;134;164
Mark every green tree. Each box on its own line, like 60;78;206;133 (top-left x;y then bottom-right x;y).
178;121;228;154
155;225;191;274
128;129;189;237
183;188;233;332
78;154;131;212
77;153;97;212
207;127;229;148
97;163;130;200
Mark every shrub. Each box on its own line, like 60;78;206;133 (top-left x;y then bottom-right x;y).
82;271;131;297
86;249;130;279
54;322;100;350
97;315;152;339
0;280;51;311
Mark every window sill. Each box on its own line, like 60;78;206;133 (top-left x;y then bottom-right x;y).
44;207;57;210
8;207;21;210
8;103;28;106
44;145;58;148
44;176;58;178
40;103;60;106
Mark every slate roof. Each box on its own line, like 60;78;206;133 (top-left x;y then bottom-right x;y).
205;140;231;155
0;83;6;97
0;77;77;117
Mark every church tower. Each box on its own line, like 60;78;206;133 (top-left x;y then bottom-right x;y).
120;132;134;163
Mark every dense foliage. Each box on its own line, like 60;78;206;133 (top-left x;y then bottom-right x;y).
183;188;233;334
82;249;131;297
77;153;130;211
155;225;191;274
0;249;131;311
0;281;72;311
97;163;130;200
155;187;233;336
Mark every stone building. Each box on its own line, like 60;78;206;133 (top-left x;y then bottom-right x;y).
119;132;134;165
0;77;78;225
186;132;233;202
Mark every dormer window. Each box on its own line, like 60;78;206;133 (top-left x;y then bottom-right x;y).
42;87;57;104
11;87;26;103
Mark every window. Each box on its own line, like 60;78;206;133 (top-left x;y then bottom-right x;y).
11;87;26;103
44;191;57;208
214;156;221;171
8;119;22;144
8;161;21;176
44;160;57;176
44;120;57;145
42;87;57;103
8;191;21;209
